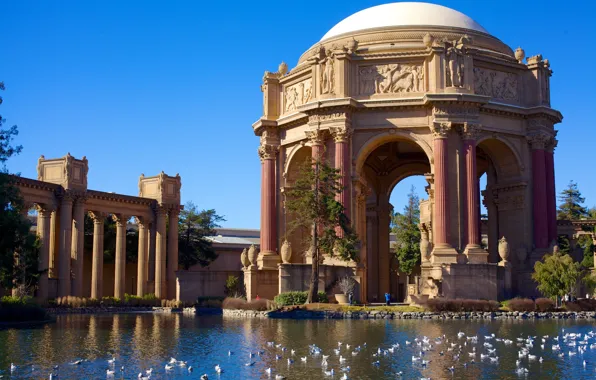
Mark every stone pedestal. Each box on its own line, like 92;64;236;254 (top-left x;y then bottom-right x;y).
257;252;281;270
464;246;489;264
243;266;279;301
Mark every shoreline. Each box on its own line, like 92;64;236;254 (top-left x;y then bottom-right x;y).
223;308;596;320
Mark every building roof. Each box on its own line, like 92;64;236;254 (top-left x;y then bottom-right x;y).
321;2;488;41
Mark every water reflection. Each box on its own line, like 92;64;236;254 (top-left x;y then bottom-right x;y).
0;315;594;379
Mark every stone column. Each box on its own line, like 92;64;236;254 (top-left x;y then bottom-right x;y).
528;133;549;249
36;204;53;302
155;207;167;299
114;213;128;299
147;222;156;292
545;138;558;244
167;208;179;299
430;122;457;262
48;210;57;278
70;197;86;296
257;143;280;269
377;194;391;296
136;217;148;297
89;211;105;299
461;123;487;263
331;125;352;234
57;194;73;297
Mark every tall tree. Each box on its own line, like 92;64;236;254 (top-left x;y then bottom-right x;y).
285;159;359;303
391;186;421;277
557;181;588;220
178;202;225;269
0;81;40;293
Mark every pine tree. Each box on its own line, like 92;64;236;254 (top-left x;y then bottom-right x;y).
557;181;588;220
391;186;421;276
178;202;224;269
285;159;359;303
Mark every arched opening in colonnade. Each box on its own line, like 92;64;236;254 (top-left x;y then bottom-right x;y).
356;137;431;303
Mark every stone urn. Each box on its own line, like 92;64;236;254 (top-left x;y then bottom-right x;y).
240;248;249;268
420;231;431;262
422;33;433;48
515;47;525;63
498;236;510;263
335;294;349;305
247;244;258;266
280;240;292;264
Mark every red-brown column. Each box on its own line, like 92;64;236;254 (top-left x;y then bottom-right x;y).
545;141;557;244
259;144;278;255
432;123;451;248
530;134;549;249
332;126;352;235
463;126;480;248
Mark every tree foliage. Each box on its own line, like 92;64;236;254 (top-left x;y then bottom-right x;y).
557;181;588;220
178;202;224;270
285;159;359;303
83;214;138;263
391;185;421;276
532;250;581;298
0;82;40;293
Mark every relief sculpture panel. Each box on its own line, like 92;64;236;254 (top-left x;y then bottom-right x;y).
283;78;312;113
358;63;424;96
473;68;518;101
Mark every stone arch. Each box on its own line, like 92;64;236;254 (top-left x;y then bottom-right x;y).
386;162;430;199
354;130;433;177
283;144;312;185
476;136;523;180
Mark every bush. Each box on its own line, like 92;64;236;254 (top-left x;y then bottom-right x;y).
535;298;555;312
425;298;499;312
508;298;535;312
274;291;328;306
0;296;49;322
565;299;596;312
222;297;274;311
224;276;244;298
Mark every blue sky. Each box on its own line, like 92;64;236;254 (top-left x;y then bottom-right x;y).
1;0;593;227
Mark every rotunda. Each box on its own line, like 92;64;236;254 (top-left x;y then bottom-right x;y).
250;2;562;302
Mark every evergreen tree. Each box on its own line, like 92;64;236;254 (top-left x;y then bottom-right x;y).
557;181;588;220
178;202;224;269
0;81;41;293
285;159;359;303
391;186;421;276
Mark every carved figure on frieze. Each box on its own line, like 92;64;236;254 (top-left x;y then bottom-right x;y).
284;79;312;113
320;50;335;95
446;42;464;87
64;152;73;182
359;63;423;95
473;68;518;101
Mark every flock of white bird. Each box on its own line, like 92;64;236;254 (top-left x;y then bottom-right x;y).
5;327;596;379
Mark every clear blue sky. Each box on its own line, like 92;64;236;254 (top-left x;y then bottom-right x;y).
1;1;593;227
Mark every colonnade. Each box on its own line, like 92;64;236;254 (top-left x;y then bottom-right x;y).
33;194;180;301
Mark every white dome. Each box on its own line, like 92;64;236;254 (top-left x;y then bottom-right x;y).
321;2;488;41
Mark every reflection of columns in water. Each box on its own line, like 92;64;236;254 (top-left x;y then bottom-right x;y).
109;314;122;351
71;198;86;296
85;315;99;359
133;315;148;358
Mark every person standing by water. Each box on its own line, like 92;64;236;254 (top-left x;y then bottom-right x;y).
385;293;391;306
348;292;353;305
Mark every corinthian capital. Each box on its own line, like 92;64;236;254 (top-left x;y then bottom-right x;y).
305;129;327;146
111;213;130;227
460;122;482;140
258;144;279;161
527;132;551;150
431;122;452;139
329;125;352;143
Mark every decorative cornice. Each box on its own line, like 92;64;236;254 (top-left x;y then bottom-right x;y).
430;122;452;139
86;190;155;206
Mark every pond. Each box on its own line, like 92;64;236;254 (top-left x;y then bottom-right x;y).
0;313;595;379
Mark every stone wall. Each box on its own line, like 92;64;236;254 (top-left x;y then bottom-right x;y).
176;270;243;302
278;263;359;297
441;263;498;300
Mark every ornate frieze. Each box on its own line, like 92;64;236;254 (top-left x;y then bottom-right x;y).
430;122;452;139
358;63;424;95
307;111;351;129
432;105;479;118
473;68;518;101
283;78;312;113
